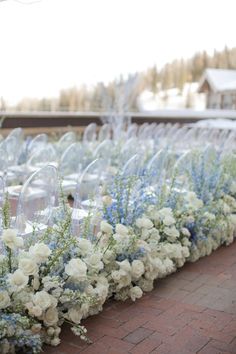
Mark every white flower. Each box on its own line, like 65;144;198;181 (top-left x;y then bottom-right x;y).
8;269;28;291
32;276;40;290
47;327;55;336
102;195;113;206
158;208;173;218
50;338;61;346
130;286;143;301
131;260;145;279
0;290;10;309
181;228;191;237
28;305;43;317
31;324;42;334
2;229;23;250
164;226;180;240
65;258;87;281
185;192;203;210
163;215;175;226
77;238;92;256
66;307;83;324
100;221;113;234
102;250;115;264
18;257;38;276
136;218;153;229
85;252;104;272
115;224;129;236
33;290;56;311
29;243;51;263
111;270;132;289
43;307;59;326
0;255;6;264
117;259;131;272
229;214;236;226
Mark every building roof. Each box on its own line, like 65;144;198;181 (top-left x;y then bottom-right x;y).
199;68;236;93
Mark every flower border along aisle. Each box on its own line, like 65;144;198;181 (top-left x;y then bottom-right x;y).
1;149;236;353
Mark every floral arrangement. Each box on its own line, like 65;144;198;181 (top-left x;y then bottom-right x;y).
1;146;236;353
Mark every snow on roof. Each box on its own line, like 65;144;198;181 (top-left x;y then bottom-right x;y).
199;69;236;93
194;118;236;129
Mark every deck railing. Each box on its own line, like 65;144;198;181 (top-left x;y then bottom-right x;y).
1;109;236;130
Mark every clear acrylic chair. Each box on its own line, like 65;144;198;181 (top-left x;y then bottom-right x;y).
83;123;97;143
93;139;113;159
57;131;77;156
15;164;58;238
98;124;111;141
0;175;5;247
7;127;24;142
71;159;106;237
126;123;138;139
27;133;48;157
122;154;142;177
59;143;85;195
26;144;58;174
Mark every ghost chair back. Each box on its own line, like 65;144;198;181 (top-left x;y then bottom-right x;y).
59;143;85;196
71;159;107;236
98;124;111;142
7;127;24;142
126;123;138;139
122;154;142;177
15;164;58;239
0;135;22;167
83;123;97;143
27;133;48;158
57;131;77;156
26;144;58;175
93;139;113;160
0;175;5;243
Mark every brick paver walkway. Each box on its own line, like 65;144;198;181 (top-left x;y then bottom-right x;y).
44;241;236;354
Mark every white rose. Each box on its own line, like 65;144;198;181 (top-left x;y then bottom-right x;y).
0;255;7;264
181;228;191;237
131;260;145;279
77;238;92;256
85;252;104;272
136;218;153;229
29;305;43;317
43;307;59;326
18;257;38;276
158;208;173;218
163;215;175;226
100;221;113;234
117;259;131;272
50;338;61;346
185;192;203;210
65;258;87;281
130;286;143;301
164;226;180;240
102;195;113;206
102;250;115;264
229;214;236;226
0;290;10;309
67;307;83;324
32;276;40;290
8;269;28;291
115;224;129;236
2;229;23;250
33;290;56;311
29;243;51;263
31;324;42;334
203;212;216;221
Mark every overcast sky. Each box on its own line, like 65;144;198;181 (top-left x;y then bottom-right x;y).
0;0;235;104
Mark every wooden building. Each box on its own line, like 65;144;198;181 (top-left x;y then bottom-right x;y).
198;69;236;109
